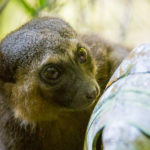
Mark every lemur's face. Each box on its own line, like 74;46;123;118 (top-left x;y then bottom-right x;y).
11;36;100;123
4;18;100;123
38;39;100;109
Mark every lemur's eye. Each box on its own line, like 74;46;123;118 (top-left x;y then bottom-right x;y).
78;48;87;63
44;67;59;79
40;64;61;83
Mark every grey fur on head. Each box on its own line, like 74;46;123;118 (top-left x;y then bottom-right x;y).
0;17;77;82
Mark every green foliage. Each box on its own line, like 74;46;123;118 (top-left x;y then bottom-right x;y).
0;0;10;13
17;0;65;17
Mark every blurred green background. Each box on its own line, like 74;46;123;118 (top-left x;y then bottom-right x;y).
0;0;150;47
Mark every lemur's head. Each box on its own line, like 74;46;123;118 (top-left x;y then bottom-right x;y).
0;17;100;123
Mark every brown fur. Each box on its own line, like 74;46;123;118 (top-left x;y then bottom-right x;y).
0;17;100;150
81;34;130;93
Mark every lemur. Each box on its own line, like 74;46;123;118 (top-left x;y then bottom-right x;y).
0;17;128;150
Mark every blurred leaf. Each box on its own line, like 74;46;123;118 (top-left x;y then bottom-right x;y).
18;0;37;16
0;0;10;13
39;0;47;7
17;0;65;17
46;0;66;13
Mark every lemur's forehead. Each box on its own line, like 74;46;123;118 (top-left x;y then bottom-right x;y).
40;38;79;65
43;31;78;49
63;38;78;52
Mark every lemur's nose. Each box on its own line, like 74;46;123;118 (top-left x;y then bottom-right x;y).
86;85;100;100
